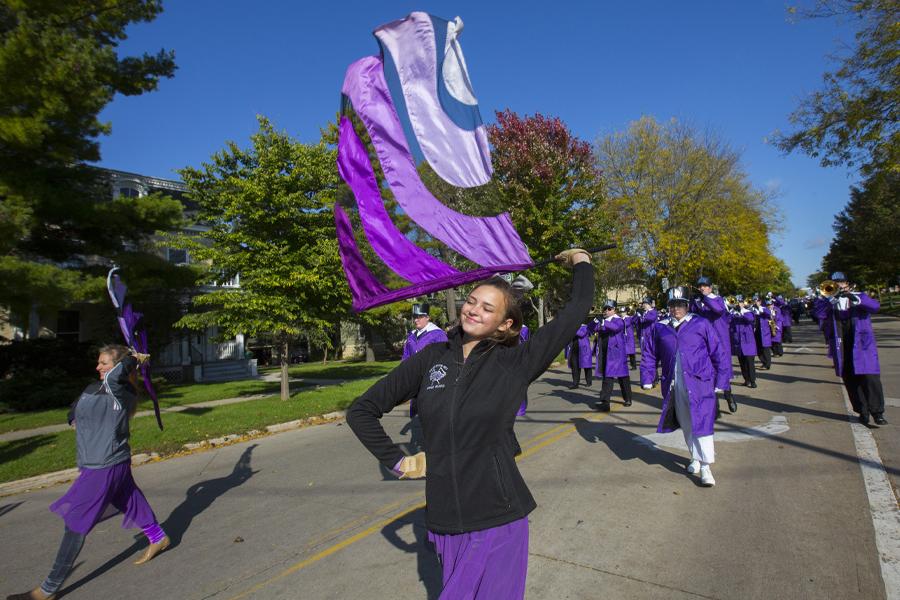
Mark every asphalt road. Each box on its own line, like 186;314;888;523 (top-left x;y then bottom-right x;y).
2;317;897;600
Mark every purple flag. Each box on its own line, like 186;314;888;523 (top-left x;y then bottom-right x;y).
336;14;534;312
106;268;163;430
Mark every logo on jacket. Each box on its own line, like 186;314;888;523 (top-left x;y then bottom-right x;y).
427;364;449;390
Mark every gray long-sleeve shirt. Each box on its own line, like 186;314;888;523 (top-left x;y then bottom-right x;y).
69;356;138;469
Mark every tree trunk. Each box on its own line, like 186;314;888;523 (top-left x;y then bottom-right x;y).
537;296;546;327
322;345;328;364
280;338;290;401
363;327;375;362
445;288;457;323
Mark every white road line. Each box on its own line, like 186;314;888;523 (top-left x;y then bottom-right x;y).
842;388;900;600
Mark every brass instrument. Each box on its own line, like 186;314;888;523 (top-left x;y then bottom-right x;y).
818;280;837;297
768;306;778;336
725;295;738;306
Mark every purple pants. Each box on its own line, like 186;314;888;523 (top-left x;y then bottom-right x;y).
428;517;529;599
50;461;158;535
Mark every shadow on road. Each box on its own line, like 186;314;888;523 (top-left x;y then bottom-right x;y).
0;500;23;518
756;372;840;386
732;390;849;424
380;507;442;599
571;418;693;479
58;444;259;597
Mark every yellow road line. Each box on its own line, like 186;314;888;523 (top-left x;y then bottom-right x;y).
228;406;613;599
230;503;427;600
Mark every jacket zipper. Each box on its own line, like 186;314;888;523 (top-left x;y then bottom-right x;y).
450;353;466;531
493;454;510;507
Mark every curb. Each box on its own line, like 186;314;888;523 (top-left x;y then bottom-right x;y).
0;410;347;498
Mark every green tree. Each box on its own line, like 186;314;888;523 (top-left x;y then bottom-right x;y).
777;0;899;173
423;110;610;325
169;117;343;400
596;116;785;296
821;169;899;287
0;1;180;331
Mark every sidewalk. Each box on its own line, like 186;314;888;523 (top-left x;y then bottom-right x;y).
0;377;348;443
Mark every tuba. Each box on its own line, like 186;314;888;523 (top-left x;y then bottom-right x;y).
818;280;837;297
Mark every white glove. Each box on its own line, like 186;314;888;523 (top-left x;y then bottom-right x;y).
715;388;724;393
642;384;652;390
398;452;426;479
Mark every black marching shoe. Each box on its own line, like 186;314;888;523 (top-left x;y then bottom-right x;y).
728;396;738;413
595;401;610;412
748;381;758;389
623;399;632;407
874;416;888;425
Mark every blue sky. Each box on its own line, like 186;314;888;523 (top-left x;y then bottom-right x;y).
96;1;863;288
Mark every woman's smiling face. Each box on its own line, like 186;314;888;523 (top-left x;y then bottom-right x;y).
461;285;512;340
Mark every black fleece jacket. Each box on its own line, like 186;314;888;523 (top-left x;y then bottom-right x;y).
347;263;594;534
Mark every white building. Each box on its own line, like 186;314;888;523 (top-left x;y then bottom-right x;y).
1;168;256;383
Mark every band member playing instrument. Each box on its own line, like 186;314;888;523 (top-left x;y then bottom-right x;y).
618;307;638;370
775;295;793;343
730;295;758;388
591;299;632;411
813;272;888;426
691;276;737;414
751;296;773;370
641;287;730;486
767;298;784;357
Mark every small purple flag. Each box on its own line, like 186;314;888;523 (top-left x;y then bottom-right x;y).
106;268;163;430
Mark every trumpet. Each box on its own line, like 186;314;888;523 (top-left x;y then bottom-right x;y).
818;280;837;297
725;295;738;306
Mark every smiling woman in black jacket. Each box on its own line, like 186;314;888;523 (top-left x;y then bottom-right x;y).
347;250;593;599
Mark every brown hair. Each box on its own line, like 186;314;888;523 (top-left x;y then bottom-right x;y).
98;344;130;363
467;276;525;347
98;344;139;416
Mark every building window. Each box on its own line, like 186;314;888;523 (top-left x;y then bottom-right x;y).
118;186;141;198
56;310;80;342
167;248;188;264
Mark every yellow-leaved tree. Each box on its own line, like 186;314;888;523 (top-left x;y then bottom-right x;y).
596;116;787;297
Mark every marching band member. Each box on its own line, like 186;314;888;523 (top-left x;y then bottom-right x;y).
691;277;737;414
813;272;888;426
751;296;773;370
402;303;448;417
767;298;784;357
638;297;658;356
730;295;758;388
591;300;632;411
565;323;594;389
402;303;448;361
641;287;729;486
775;295;793;343
619;306;638;370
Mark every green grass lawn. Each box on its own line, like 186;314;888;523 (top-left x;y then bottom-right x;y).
287;359;399;379
0;377;313;435
0;377;381;484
